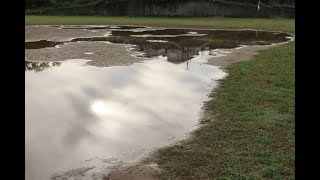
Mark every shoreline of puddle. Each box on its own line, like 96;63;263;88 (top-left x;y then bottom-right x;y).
26;53;227;180
100;34;295;179
26;25;296;179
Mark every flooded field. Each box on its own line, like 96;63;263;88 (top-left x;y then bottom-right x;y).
25;25;292;180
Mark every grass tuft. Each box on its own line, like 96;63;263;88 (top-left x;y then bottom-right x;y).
154;42;295;179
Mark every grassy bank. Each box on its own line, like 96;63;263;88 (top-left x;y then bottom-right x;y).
25;16;294;33
25;16;295;179
154;42;295;179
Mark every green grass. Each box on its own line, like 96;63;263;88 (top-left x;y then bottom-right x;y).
25;16;295;179
25;16;295;33
153;41;295;179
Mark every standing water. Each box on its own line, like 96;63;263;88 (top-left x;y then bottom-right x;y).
25;25;292;180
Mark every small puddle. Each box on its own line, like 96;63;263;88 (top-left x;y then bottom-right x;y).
25;26;293;180
60;25;147;30
25;40;64;49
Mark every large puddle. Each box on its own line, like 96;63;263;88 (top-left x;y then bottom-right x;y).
25;25;293;180
25;25;292;63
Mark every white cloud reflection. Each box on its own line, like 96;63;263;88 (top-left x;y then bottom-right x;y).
25;53;227;180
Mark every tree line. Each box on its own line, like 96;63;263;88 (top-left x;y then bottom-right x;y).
25;0;100;9
25;0;295;9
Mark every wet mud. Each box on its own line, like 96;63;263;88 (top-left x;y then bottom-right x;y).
25;25;294;180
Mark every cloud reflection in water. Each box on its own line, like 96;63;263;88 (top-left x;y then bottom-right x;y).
25;53;227;180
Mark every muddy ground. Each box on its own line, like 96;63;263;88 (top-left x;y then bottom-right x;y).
25;25;108;42
25;41;143;67
25;25;281;69
25;25;292;180
102;44;281;180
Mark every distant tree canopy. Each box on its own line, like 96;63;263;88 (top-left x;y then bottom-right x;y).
25;0;100;9
25;0;295;9
219;0;295;6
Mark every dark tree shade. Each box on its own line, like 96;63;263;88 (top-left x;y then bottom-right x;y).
25;0;295;9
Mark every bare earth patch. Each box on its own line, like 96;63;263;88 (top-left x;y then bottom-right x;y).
104;163;160;180
25;25;293;179
25;41;144;67
207;45;273;67
25;25;108;42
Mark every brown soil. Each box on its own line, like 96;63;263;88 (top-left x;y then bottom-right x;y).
104;163;160;180
25;25;108;42
25;41;144;67
25;25;292;179
206;45;274;68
